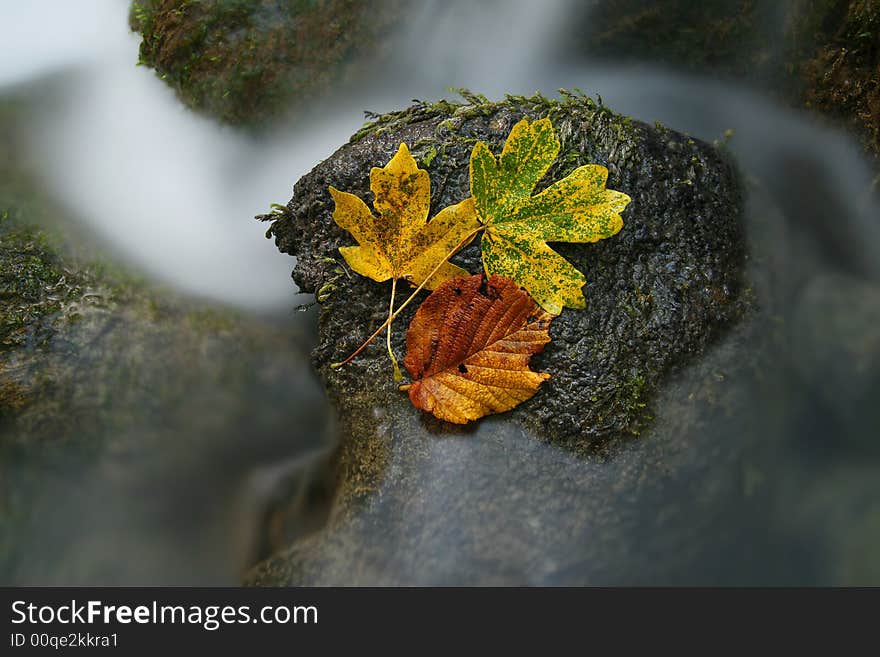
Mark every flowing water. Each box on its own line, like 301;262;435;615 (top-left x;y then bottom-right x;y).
1;0;878;583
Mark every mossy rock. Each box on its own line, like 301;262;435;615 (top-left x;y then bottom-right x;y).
264;91;747;449
0;204;336;583
792;0;880;159
249;92;762;584
129;0;410;126
0;95;332;582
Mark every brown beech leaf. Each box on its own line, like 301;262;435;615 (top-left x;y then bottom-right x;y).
403;274;553;424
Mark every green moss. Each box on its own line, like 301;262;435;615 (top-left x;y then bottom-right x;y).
331;393;393;506
129;0;411;127
792;0;880;158
420;145;438;168
351;99;460;143
618;372;649;434
0;99;124;363
351;89;638;153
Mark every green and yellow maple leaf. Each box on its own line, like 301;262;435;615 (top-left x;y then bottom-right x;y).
329;143;479;290
470;117;631;314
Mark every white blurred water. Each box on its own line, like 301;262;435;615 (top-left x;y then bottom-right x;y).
0;1;590;310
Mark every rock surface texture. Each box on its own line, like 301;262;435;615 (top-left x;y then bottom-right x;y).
0;97;332;583
129;0;410;126
265;93;747;446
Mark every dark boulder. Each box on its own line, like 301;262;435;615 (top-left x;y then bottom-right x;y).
129;0;411;126
249;93;761;584
264;92;747;448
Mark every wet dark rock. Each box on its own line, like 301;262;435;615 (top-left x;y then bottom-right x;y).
264;92;747;448
252;145;880;584
0;97;333;583
247;315;783;585
248;93;762;584
129;0;411;126
0;205;334;584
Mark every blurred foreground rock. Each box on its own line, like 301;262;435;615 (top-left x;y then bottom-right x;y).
0;98;333;583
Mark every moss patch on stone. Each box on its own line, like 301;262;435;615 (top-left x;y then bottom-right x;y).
791;0;880;159
129;0;410;126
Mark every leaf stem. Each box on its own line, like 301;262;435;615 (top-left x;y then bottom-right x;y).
387;278;402;381
330;226;484;371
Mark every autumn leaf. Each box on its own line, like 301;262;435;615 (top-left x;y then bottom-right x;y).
330;142;480;378
470;118;631;314
403;274;553;424
330;143;479;290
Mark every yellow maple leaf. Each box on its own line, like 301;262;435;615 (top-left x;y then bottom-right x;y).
470;117;631;314
329;143;479;289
